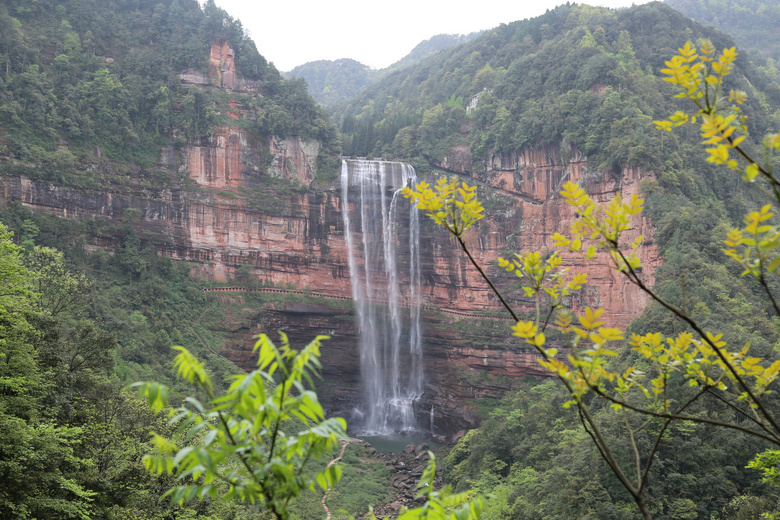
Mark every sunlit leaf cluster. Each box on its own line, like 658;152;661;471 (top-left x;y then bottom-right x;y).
133;333;347;519
723;204;780;279
402;178;484;236
654;41;780;188
553;181;645;274
498;251;587;302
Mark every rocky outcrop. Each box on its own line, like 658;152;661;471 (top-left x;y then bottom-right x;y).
181;127;319;190
268;136;320;184
179;42;260;93
184;127;256;188
431;141;660;329
178;42;322;190
0;138;659;433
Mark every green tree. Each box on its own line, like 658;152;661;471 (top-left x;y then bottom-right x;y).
134;333;348;519
0;223;96;519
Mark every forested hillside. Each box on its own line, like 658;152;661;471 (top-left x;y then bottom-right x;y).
665;0;780;84
665;0;780;59
388;33;482;71
339;2;779;172
285;33;479;109
335;2;780;518
286;58;381;107
0;0;337;181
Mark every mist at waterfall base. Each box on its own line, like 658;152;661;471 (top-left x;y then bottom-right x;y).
340;159;432;437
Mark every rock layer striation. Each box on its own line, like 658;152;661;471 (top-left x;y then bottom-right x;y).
0;44;659;434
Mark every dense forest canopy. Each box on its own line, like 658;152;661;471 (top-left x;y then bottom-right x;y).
0;0;338;178
665;0;780;60
337;2;780;176
387;33;483;71
664;0;780;85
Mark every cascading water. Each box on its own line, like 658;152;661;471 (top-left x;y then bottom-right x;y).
340;158;423;434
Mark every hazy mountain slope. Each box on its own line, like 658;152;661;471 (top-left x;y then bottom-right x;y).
285;58;380;107
388;32;482;70
665;0;780;59
285;33;480;108
338;2;779;171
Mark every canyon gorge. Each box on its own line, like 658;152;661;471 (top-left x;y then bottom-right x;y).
0;42;660;435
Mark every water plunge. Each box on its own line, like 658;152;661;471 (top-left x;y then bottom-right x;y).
340;159;423;434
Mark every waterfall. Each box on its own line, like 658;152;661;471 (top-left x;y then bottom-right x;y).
340;158;423;434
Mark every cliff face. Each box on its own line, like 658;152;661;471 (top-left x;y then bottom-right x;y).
4;139;657;435
213;292;547;434
0;43;659;434
429;141;659;329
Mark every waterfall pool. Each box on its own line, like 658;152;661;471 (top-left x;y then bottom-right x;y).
359;435;443;453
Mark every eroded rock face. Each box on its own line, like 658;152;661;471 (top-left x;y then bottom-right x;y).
0;118;658;434
268;136;320;184
179;42;260;93
429;141;660;329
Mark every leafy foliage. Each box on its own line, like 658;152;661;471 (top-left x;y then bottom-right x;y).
0;223;97;519
134;333;347;519
402;177;484;236
134;334;488;520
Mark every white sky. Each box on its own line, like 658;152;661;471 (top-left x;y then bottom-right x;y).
211;0;654;72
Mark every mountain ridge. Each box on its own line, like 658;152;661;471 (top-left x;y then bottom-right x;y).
284;32;481;108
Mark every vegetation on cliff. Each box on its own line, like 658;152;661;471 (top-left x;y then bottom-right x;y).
0;0;338;182
338;3;779;175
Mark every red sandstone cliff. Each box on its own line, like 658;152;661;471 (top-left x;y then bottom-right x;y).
427;141;659;329
0;43;661;433
0;137;658;432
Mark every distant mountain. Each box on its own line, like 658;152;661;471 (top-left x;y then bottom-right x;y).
285;32;480;108
665;0;780;60
285;58;382;107
388;32;482;70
